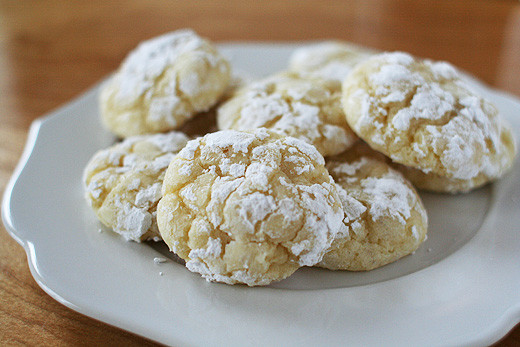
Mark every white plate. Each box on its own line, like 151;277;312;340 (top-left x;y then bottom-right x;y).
3;43;520;346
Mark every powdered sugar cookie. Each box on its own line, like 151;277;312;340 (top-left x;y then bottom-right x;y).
217;72;358;157
156;129;344;286
289;41;373;85
83;132;190;242
319;149;428;271
100;29;231;138
342;52;516;186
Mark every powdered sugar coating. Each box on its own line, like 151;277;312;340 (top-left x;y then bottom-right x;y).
157;129;344;286
342;52;516;181
341;138;517;194
100;29;231;138
319;147;428;271
288;41;373;84
83;132;190;241
217;71;358;157
394;120;516;192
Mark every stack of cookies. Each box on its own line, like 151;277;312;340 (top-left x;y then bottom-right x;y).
83;30;516;286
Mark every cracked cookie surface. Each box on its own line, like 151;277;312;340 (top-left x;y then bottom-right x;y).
339;140;517;194
319;147;428;271
157;129;344;286
217;71;358;157
100;29;231;138
342;52;516;183
83;132;190;242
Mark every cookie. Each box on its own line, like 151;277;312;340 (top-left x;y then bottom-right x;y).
83;132;190;242
289;41;373;85
100;29;231;138
342;52;516;187
217;71;358;157
156;129;344;286
319;147;428;271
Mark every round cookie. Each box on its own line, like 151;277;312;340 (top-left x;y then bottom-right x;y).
217;71;358;157
289;41;373;85
83;132;190;242
100;29;231;138
156;129;344;286
319;149;428;271
342;51;517;186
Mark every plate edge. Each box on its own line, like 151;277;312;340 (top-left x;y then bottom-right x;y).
2;118;43;246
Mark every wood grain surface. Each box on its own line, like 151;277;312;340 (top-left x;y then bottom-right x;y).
1;1;519;345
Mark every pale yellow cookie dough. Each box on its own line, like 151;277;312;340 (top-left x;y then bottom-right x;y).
156;128;344;286
393;144;515;193
289;41;373;85
394;120;516;193
342;52;516;187
100;29;231;138
319;149;428;271
217;71;358;157
83;132;190;242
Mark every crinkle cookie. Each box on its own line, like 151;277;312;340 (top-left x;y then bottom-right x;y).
156;129;344;286
342;52;516;186
217;72;358;157
100;29;231;138
288;41;373;85
83;132;190;242
319;148;428;271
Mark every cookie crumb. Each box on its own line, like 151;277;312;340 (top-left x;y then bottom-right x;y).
154;257;167;264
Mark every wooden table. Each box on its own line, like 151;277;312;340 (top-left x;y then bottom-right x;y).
1;1;519;345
